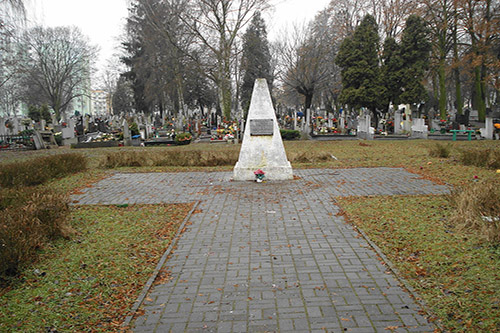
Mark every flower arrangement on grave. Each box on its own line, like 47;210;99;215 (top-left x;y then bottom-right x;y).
254;169;265;182
494;123;500;132
224;133;234;141
175;132;192;145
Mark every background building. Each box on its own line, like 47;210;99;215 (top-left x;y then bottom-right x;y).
90;90;112;115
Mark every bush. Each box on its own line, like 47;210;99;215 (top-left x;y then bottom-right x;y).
280;129;301;141
459;148;500;169
175;132;192;145
102;149;240;168
448;179;500;243
0;188;70;279
288;151;333;163
129;122;139;136
429;143;451;158
0;153;87;188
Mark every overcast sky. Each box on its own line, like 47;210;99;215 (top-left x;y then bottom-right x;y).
28;0;331;73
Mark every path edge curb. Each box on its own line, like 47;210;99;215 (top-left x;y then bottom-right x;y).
353;224;443;331
122;200;201;328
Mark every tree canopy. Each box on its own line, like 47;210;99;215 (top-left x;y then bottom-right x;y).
336;14;386;115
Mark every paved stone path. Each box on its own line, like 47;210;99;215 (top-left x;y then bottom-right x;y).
72;168;449;332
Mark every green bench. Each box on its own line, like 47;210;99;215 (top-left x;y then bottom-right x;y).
450;129;475;141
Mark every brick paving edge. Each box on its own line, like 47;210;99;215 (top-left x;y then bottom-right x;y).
353;223;443;331
122;200;201;328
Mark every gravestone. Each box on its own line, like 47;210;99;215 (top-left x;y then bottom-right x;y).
470;110;479;121
123;120;132;146
0;117;6;136
394;112;403;134
357;115;373;140
304;108;311;136
233;79;293;181
11;117;20;135
84;116;89;131
411;118;428;139
402;106;412;132
482;118;494;140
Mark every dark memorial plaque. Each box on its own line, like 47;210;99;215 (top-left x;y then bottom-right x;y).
250;119;274;136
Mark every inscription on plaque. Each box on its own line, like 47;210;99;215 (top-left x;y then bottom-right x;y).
250;119;274;136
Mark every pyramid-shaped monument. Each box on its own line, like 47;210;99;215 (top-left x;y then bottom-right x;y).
233;79;293;181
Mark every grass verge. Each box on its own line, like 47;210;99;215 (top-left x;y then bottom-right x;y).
0;203;193;332
336;194;500;331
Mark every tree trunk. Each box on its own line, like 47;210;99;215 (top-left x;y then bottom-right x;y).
438;57;447;120
218;56;232;121
304;92;313;122
474;66;486;121
453;7;463;115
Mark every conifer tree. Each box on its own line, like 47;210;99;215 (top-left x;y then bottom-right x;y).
399;15;431;106
381;37;403;107
240;12;273;115
336;14;385;123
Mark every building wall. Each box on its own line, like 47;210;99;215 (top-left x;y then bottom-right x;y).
90;90;112;115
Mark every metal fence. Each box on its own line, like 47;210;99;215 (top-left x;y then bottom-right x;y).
0;134;35;151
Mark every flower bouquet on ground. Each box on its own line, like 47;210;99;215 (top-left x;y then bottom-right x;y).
254;169;265;183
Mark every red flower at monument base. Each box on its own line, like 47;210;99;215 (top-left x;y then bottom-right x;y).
254;169;265;175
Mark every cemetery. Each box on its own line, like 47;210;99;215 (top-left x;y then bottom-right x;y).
1;78;500;332
1;103;499;154
2;0;500;332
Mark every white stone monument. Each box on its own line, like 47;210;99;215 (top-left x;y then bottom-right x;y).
482;117;494;140
357;115;373;140
411;118;428;139
233;79;293;181
123;119;132;146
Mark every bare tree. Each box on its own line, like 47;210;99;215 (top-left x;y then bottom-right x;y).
458;0;500;120
275;21;331;117
176;0;270;120
20;26;98;120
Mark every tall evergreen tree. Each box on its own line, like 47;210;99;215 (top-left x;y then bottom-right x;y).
240;12;272;115
335;14;385;123
381;37;403;108
399;15;431;106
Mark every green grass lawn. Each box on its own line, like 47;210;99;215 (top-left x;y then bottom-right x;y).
0;203;192;332
337;195;500;331
1;139;499;331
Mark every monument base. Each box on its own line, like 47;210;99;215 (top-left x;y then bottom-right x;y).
233;163;293;181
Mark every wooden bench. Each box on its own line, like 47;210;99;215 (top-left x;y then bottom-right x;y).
450;129;475;141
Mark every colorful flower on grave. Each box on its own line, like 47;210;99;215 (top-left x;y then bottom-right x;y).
494;123;500;130
254;169;265;181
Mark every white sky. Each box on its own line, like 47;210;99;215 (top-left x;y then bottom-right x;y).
28;0;331;75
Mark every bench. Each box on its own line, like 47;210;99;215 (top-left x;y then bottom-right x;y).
450;129;475;141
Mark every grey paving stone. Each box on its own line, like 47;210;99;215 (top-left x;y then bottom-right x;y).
69;168;447;332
